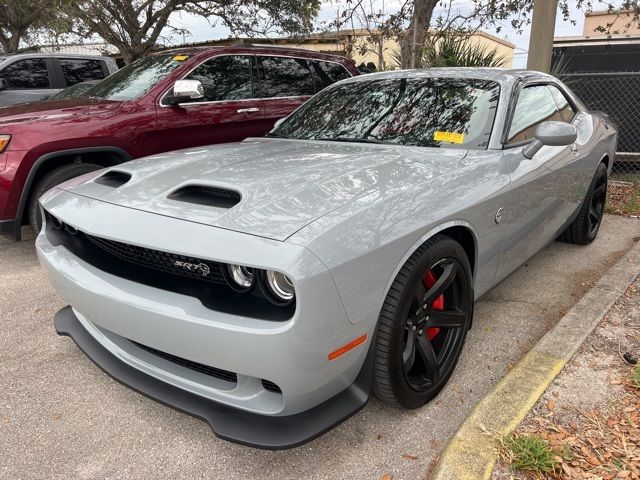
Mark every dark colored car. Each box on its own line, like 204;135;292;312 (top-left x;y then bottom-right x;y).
0;53;119;106
0;45;359;239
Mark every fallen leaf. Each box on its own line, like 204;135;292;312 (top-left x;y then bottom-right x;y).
381;474;393;480
402;453;418;461
547;399;556;411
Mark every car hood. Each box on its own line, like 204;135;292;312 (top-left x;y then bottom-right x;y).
64;138;469;241
0;97;120;127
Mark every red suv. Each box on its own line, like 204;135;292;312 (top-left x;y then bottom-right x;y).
0;45;359;239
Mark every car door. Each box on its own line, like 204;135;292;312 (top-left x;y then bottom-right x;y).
496;84;574;281
155;54;272;152
545;84;595;221
0;57;58;106
256;55;316;125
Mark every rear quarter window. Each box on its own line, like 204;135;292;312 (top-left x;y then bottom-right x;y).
60;58;107;86
310;60;352;91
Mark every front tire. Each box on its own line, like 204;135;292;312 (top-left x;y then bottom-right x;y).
372;235;473;409
28;163;102;236
559;162;608;245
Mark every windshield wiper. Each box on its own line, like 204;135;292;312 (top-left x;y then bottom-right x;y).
314;137;384;144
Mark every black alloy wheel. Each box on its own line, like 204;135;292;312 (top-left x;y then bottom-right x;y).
372;235;473;409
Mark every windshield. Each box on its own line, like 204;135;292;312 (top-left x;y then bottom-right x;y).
85;54;186;101
274;77;500;149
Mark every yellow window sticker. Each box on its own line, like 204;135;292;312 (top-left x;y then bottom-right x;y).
434;131;464;144
172;55;188;61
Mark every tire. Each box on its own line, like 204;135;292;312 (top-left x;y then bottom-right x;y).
372;235;473;409
28;163;102;236
558;162;608;245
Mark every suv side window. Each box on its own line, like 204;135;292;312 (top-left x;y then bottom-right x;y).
257;56;315;98
309;60;351;91
1;58;50;89
60;58;107;86
507;85;563;145
185;55;253;102
547;84;577;123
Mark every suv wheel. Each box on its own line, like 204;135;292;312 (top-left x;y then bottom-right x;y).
28;163;102;236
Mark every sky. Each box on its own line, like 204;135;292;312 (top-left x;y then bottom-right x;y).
165;1;587;68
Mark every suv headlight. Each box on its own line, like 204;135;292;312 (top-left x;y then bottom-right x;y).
0;134;11;152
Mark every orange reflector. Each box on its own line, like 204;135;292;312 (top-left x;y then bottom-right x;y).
328;334;367;361
0;135;10;153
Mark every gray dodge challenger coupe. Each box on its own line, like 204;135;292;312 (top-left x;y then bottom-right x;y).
36;68;616;448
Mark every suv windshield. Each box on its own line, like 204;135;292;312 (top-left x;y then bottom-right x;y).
85;54;186;101
274;77;500;149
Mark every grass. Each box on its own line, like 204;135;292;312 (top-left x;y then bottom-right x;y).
631;365;640;389
501;434;564;474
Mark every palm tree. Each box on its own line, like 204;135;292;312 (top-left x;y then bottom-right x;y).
422;31;507;68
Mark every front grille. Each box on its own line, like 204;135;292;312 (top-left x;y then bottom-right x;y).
84;234;226;284
132;341;238;384
44;210;294;321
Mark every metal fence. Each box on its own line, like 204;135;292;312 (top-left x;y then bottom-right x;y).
562;71;640;178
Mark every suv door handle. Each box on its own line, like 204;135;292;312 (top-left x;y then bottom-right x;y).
237;107;259;113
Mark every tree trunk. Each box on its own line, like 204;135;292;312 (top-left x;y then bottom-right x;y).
400;0;438;69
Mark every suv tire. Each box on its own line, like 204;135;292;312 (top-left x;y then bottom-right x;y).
28;163;102;236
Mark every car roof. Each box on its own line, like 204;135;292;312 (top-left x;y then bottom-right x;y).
338;67;557;85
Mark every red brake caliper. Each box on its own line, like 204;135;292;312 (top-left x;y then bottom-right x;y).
424;270;443;341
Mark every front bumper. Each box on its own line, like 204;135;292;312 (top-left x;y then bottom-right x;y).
37;189;375;447
55;306;372;449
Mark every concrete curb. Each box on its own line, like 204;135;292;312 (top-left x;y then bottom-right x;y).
430;239;640;480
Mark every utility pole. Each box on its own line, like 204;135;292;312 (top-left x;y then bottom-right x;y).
526;0;558;72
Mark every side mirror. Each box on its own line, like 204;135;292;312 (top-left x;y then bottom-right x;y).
164;79;204;106
523;121;577;159
0;78;7;91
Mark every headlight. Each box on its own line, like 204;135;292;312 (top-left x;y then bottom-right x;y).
224;264;255;292
0;134;11;152
263;270;295;305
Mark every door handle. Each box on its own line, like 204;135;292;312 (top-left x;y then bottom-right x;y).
237;107;259;113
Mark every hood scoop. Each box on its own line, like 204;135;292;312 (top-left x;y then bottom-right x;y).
168;185;242;208
94;170;132;188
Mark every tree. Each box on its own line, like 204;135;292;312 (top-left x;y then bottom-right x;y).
0;0;63;53
422;31;507;67
66;0;320;64
334;0;640;69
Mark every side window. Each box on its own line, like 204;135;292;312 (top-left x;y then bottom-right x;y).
547;85;577;123
258;56;315;98
60;58;106;86
185;55;252;102
507;85;562;145
0;58;50;89
310;60;351;91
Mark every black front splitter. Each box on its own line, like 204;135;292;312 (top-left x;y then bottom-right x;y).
54;306;372;449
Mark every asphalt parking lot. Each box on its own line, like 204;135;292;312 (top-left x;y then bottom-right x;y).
2;215;639;480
